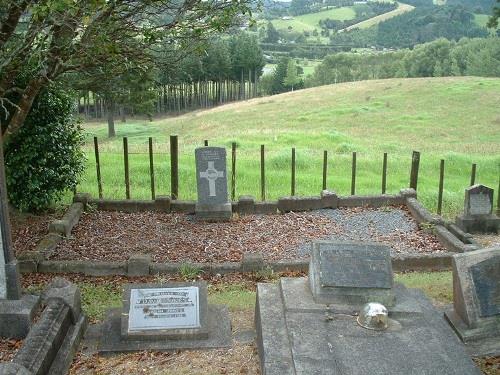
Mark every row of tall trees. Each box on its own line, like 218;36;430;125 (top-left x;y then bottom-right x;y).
76;32;265;136
307;37;500;86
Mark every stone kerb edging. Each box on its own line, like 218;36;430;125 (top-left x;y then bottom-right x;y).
18;188;479;275
0;279;86;375
30;251;454;278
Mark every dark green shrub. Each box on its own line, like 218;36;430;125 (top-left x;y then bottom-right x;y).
4;85;86;212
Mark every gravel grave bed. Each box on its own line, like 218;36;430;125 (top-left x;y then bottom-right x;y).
49;206;446;263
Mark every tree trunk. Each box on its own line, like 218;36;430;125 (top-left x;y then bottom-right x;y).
107;99;116;138
3;77;44;143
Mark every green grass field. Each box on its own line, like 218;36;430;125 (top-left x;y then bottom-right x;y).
78;77;500;218
341;2;414;31
272;7;356;33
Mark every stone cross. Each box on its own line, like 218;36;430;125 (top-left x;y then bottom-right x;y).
199;161;224;197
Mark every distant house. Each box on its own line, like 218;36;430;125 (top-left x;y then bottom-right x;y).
282;16;294;20
353;1;367;3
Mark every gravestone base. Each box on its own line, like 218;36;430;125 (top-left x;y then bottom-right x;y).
444;309;500;356
456;214;499;234
0;295;40;339
98;305;231;353
256;278;482;375
195;202;232;222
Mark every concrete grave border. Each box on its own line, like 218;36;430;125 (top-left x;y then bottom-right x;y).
17;189;482;276
0;278;86;375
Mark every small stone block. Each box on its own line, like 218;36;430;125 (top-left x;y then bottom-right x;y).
320;190;338;208
72;193;92;207
241;252;265;272
127;254;151;276
195;203;232;222
43;277;82;323
0;295;40;339
0;363;32;375
48;220;68;237
238;195;256;215
155;195;171;213
400;188;417;199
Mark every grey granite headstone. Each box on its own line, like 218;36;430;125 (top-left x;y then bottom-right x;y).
0;142;39;339
195;147;232;221
464;185;493;216
99;281;232;352
456;184;499;233
445;246;500;356
309;241;395;306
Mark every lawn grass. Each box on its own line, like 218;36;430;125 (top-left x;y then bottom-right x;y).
75;271;453;322
341;2;414;31
78;77;500;219
272;6;356;33
395;271;452;304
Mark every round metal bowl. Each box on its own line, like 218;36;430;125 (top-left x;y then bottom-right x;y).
357;302;389;331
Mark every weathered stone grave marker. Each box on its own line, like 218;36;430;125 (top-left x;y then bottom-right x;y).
255;240;482;375
445;246;500;356
99;281;231;352
0;143;38;339
195;147;232;221
309;241;395;306
456;184;499;233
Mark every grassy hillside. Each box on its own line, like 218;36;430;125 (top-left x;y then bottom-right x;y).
80;77;500;217
272;7;356;33
341;2;414;30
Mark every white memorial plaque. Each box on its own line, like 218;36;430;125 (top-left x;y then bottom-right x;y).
128;287;200;331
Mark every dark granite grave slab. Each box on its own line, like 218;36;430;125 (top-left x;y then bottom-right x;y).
98;304;231;353
309;241;395;306
445;247;500;356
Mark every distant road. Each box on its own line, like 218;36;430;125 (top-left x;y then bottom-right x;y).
339;2;415;32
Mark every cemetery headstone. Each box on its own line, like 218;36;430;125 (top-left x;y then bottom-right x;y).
309;241;395;306
445;246;500;356
255;240;483;375
195;147;232;221
99;281;231;352
0;141;39;338
456;184;499;233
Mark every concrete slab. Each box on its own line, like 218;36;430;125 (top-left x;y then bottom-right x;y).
256;280;482;375
98;304;231;353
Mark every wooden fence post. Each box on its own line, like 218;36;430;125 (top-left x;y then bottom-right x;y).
204;140;208;146
382;152;387;194
93;137;103;199
170;135;179;200
149;137;155;200
322;150;328;191
123;137;130;199
231;142;236;201
470;163;476;186
409;151;420;190
437;159;445;215
351;152;356;195
291;148;296;196
260;145;265;201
